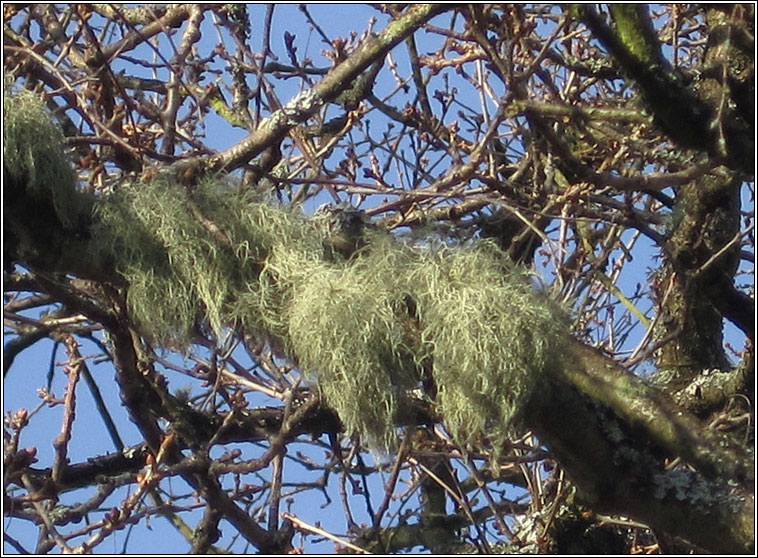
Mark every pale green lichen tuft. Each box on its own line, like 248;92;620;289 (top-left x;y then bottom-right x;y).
94;174;567;451
3;87;80;227
280;237;421;449
405;242;566;451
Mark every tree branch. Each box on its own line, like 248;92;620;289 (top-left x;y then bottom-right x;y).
173;4;452;177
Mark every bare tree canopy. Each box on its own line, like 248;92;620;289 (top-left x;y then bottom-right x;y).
3;4;754;554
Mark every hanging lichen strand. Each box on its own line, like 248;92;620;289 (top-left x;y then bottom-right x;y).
3;87;81;228
95;174;567;452
94;174;316;347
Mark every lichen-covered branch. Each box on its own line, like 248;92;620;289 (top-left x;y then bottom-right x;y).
528;340;753;554
4;5;753;553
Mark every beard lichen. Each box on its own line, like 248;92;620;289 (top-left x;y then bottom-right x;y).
92;173;567;454
406;243;565;451
94;174;312;346
279;237;423;450
3;87;81;228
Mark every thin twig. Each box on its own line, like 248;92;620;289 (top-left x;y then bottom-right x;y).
51;335;84;485
281;512;371;554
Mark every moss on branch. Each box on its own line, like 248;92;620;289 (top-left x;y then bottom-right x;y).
577;5;753;173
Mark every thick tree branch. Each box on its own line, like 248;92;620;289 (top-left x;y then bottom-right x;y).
526;339;753;554
578;5;753;174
